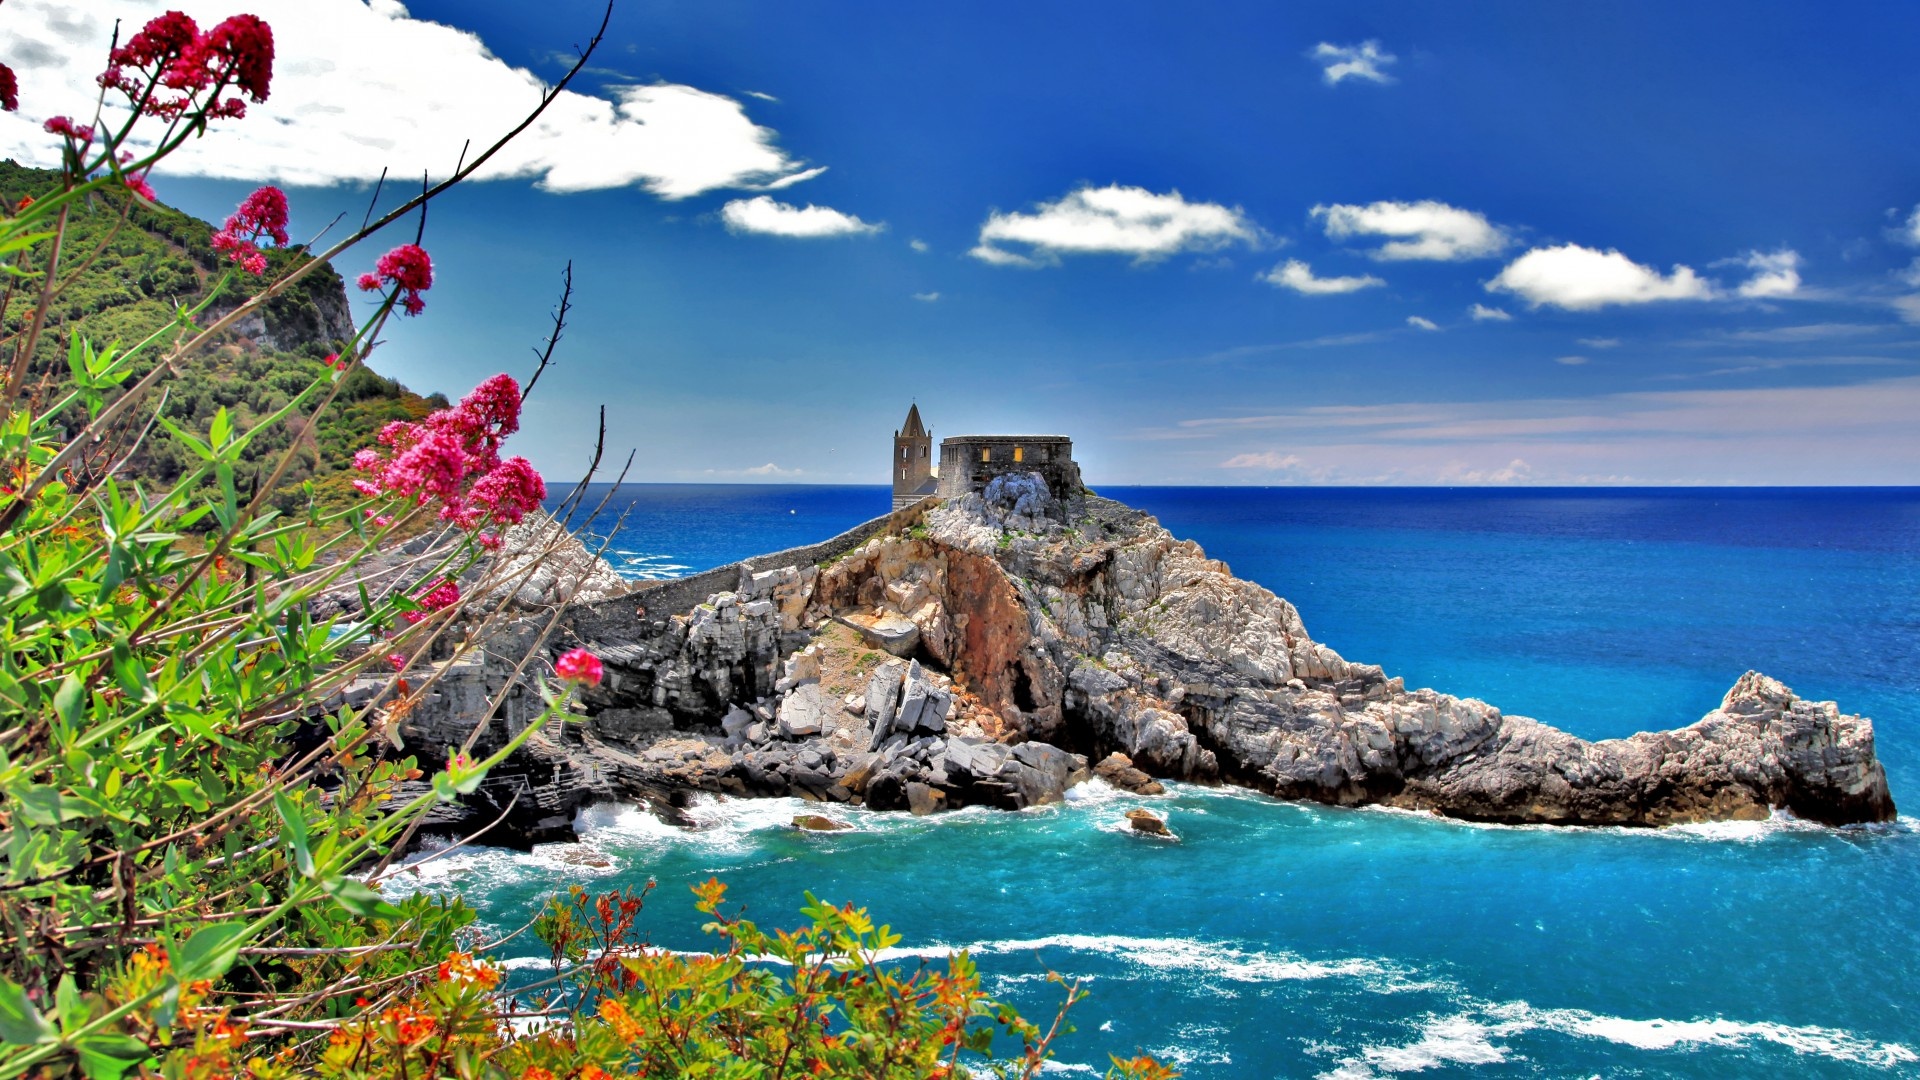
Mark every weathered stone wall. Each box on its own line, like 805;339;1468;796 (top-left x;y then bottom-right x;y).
937;436;1080;502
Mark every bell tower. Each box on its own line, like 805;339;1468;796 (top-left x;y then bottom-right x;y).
892;403;935;509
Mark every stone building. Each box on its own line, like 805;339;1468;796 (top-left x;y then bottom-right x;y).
937;434;1081;501
891;403;939;510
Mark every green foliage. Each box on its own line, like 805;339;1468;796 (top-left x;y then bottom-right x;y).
0;162;438;521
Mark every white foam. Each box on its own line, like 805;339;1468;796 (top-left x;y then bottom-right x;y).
1321;999;1918;1075
864;933;1389;990
1348;802;1909;844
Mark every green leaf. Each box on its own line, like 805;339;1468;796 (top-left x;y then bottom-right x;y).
273;792;313;878
173;922;247;982
0;977;55;1046
74;1032;152;1080
323;877;403;919
53;675;84;729
12;784;96;825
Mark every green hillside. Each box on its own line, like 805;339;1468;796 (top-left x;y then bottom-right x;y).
0;161;446;514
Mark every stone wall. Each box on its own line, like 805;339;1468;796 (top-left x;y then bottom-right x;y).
937;436;1080;501
579;494;943;625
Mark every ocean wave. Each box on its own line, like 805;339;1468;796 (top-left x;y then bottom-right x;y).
1348;802;1915;844
1317;1000;1918;1077
859;932;1393;991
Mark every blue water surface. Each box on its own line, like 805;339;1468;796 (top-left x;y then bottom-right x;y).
470;484;1920;1077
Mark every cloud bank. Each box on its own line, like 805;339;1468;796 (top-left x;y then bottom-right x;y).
0;0;823;198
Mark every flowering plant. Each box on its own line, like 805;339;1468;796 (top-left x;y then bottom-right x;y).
0;7;1163;1080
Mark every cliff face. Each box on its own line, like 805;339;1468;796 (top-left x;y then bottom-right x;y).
402;475;1895;837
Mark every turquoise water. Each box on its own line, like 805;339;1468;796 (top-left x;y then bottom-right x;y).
434;485;1920;1076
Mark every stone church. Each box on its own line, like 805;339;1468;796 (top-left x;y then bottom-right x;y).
890;404;1081;510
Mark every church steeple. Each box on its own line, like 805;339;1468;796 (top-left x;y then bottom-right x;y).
899;403;927;439
892;402;936;509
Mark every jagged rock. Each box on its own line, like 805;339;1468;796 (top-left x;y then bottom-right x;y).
397;489;1895;835
1094;752;1166;795
1125;808;1173;838
777;683;833;738
792;814;850;831
838;611;921;656
906;781;945;816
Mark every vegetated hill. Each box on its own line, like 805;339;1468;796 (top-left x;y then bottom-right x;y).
0;160;447;516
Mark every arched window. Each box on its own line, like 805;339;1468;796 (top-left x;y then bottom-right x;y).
1013;445;1024;462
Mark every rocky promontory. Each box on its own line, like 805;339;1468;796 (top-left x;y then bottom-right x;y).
389;475;1896;844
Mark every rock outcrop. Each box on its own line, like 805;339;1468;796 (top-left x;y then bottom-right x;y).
394;474;1896;840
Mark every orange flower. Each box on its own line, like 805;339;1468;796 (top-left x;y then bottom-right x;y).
597;999;643;1043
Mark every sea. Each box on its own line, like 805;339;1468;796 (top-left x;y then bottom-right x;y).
395;486;1920;1078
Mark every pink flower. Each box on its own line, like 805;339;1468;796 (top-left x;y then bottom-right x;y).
0;64;18;113
100;11;273;122
386;652;408;672
125;173;156;202
325;352;349;371
476;531;502;551
467;456;544;525
402;578;460;624
43;117;93;144
202;15;274;103
554;648;603;687
356;243;432;316
210;185;289;275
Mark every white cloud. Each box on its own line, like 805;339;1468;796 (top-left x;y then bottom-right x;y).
1309;41;1396;85
1487;244;1714;311
1439;458;1533;484
909;238;930;253
1222;451;1305;471
720;196;881;238
760;166;830;191
1261;259;1385;295
970;184;1258;267
1733;249;1802;298
1469;304;1512;322
913;291;940;302
1312;200;1509;261
1555;355;1589;366
0;0;824;197
1895;295;1920;325
741;462;801;476
743;90;779;103
1406;316;1439;331
1897;257;1920;287
1576;337;1620;348
1906;205;1920;245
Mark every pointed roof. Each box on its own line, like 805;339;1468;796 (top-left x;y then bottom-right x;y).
900;403;928;439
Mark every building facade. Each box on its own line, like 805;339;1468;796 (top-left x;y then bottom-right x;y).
891;403;939;510
936;434;1081;501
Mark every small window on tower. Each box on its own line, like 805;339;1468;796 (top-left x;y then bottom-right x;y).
981;448;991;462
1014;445;1024;462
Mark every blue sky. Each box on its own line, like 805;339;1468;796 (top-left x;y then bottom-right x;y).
7;0;1920;484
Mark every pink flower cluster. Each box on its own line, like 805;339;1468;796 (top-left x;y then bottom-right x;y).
402;578;461;625
210;185;289;275
43;117;93;144
100;10;274;121
357;243;432;316
554;648;604;687
0;63;17;113
352;373;546;531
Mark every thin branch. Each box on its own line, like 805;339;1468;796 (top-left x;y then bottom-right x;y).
521;261;573;400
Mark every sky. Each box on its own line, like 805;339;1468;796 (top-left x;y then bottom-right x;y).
6;0;1920;485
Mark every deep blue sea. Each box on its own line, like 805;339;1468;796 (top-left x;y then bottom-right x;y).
404;486;1920;1077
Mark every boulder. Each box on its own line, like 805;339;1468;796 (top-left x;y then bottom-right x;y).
1125;808;1173;838
1093;752;1166;796
777;683;834;738
792;814;850;832
906;782;946;817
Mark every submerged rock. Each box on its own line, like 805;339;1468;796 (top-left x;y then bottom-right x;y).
792;814;850;832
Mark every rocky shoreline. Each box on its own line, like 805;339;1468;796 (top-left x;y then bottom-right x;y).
366;476;1896;848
